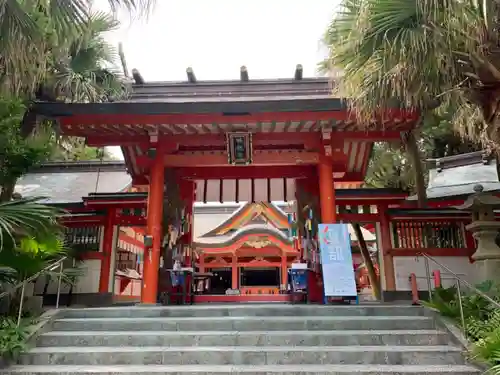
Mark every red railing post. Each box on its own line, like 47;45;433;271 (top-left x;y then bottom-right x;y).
433;270;442;288
409;273;419;305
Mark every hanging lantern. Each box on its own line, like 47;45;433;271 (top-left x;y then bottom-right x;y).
226;132;252;165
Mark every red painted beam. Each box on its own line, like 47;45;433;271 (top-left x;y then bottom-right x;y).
61;219;105;227
176;166;315;180
83;200;147;209
114;216;147;226
193;295;290;303
336;197;408;205
132;176;149;185
63;112;345;127
337;213;380;222
60;216;105;225
118;233;145;249
88;133;322;148
386;248;472;257
128;171;363;185
136;151;330;168
87;131;403;147
61;110;418;126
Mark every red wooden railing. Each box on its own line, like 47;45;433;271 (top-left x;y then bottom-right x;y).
390;219;471;256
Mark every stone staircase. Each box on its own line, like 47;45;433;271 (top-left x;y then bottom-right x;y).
2;304;480;374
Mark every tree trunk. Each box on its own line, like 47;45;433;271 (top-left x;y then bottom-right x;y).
352;222;381;300
405;131;427;208
0;180;15;202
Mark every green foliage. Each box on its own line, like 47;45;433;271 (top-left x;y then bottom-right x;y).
50;138;114;162
424;281;500;371
363;112;482;191
0;197;63;252
0;317;31;362
321;0;500;142
422;286;461;319
0;0;154;97
0;98;54;196
0;9;126;201
364;142;414;191
44;11;129;103
0;235;65;280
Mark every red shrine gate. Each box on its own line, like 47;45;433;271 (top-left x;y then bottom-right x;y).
33;72;418;304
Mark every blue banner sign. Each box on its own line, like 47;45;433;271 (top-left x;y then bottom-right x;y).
318;224;357;297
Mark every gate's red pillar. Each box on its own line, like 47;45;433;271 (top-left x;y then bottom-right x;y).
318;156;336;223
99;208;115;294
315;156;337;304
141;154;164;304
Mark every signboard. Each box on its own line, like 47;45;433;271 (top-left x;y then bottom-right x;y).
226;132;253;165
318;224;357;297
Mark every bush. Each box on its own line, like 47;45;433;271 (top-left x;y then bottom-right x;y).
0;317;32;363
424;282;500;372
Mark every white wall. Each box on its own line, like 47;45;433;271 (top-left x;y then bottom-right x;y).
193;213;233;239
108;226;118;293
393;256;478;291
33;259;101;295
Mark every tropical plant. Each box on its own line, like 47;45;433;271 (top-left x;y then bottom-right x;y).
0;97;54;202
0;10;126;201
364;114;482;191
0;197;62;251
0;317;31;362
423;281;500;372
322;0;498;134
0;0;154;99
41;11;129;104
321;0;500;204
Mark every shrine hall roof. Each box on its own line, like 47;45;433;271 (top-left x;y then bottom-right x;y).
408;150;500;201
15;161;131;203
32;77;340;117
193;223;293;248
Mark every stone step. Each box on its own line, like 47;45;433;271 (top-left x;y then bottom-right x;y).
36;330;450;347
50;315;436;331
4;364;480;374
61;305;425;319
18;346;465;366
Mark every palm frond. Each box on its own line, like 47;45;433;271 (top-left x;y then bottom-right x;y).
331;0;462;119
0;198;64;251
323;0;500;144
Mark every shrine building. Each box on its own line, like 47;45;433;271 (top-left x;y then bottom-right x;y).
21;67;484;305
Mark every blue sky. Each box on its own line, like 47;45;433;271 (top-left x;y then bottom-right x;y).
95;0;338;157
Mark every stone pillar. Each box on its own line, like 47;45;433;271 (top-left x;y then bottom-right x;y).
456;188;500;283
467;218;500;282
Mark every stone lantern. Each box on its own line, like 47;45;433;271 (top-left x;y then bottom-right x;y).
456;184;500;282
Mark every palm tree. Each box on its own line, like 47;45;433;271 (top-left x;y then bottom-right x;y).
0;0;153;98
43;11;129;103
322;0;500;204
